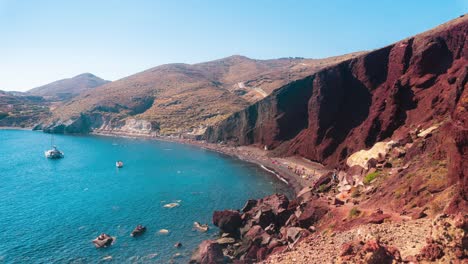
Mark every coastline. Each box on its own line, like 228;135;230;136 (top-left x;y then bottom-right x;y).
2;127;314;195
0;126;33;130
90;130;309;194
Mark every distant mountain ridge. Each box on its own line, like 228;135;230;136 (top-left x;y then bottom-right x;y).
41;53;361;135
28;73;109;100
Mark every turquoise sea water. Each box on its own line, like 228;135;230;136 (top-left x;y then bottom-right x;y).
0;130;291;263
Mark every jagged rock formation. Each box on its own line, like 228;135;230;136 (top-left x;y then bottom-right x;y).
205;15;468;210
27;73;109;100
192;194;330;263
41;54;361;136
196;15;468;263
205;16;466;167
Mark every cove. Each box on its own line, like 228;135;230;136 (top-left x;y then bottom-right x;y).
0;130;291;263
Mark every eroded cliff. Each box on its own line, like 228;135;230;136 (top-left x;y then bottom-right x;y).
205;16;467;170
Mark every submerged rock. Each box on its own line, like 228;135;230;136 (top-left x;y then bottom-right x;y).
158;229;170;235
193;222;209;232
92;234;115;248
130;225;146;237
163;202;180;208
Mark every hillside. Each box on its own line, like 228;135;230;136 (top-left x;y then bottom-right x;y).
28;73;109;100
195;15;467;263
206;15;467;168
0;90;50;127
41;54;362;135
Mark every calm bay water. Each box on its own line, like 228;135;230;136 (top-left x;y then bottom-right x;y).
0;130;291;263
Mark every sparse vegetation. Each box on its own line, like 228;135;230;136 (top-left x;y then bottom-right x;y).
349;207;361;218
350;187;361;198
318;184;328;193
363;171;379;185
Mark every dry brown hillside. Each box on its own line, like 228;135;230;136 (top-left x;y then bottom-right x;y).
46;54;362;135
0;91;50;127
28;73;109;101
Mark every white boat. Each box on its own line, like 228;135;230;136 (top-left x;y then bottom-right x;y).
116;161;124;168
45;146;64;159
44;134;64;159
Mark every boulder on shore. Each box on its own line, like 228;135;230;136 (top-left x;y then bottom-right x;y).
213;210;242;235
190;240;224;264
297;201;329;228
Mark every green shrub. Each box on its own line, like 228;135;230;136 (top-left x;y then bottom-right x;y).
349;207;361;218
363;171;379;185
318;184;327;193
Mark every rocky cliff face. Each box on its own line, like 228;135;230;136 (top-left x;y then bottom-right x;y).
201;19;468;258
205;16;467;170
41;54;361;136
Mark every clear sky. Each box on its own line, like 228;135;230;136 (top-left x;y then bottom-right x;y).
1;0;466;91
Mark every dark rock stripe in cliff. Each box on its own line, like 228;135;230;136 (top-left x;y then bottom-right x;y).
205;16;468;169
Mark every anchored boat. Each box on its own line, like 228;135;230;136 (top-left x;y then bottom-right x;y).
45;146;64;159
44;134;64;159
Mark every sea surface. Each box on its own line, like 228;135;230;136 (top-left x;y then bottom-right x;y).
0;130;291;263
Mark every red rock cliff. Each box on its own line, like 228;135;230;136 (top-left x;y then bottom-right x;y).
205;16;467;212
205;15;467;168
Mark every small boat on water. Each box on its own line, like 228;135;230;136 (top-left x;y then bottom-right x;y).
116;161;124;168
44;134;64;159
130;225;146;237
92;233;115;248
45;146;64;159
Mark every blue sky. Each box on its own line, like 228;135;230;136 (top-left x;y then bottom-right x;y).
1;0;466;91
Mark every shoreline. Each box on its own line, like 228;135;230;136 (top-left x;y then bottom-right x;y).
90;130;308;194
2;127;310;194
0;126;33;130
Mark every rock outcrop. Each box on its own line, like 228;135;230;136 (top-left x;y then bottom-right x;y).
205;16;467;167
205;15;468;213
411;213;467;262
190;240;225;264
339;238;401;264
192;194;331;263
195;15;468;263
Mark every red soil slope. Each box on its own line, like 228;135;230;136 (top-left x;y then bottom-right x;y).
205;15;467;211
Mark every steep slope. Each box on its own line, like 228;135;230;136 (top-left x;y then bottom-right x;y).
43;54;361;135
206;15;467;168
195;15;467;264
28;73;109;100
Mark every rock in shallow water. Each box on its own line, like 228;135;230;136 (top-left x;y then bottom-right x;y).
163;202;180;208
